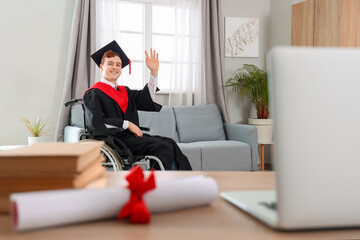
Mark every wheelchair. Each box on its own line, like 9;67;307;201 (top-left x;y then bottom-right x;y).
65;98;165;171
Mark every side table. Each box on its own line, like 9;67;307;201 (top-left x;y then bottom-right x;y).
258;141;274;171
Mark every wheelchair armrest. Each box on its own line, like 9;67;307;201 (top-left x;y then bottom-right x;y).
105;128;124;134
86;128;124;136
64;98;82;107
84;126;150;138
139;126;150;131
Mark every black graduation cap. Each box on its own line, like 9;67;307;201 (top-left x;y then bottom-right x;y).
91;40;131;74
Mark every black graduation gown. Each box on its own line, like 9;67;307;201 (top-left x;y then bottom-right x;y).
83;83;192;170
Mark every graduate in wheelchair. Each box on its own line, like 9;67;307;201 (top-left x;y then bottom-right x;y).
71;41;192;171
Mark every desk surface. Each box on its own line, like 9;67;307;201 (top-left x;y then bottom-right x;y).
1;171;359;240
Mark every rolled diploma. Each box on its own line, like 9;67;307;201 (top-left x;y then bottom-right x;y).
11;176;218;231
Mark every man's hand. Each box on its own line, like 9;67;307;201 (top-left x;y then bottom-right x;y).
128;122;143;137
145;48;159;77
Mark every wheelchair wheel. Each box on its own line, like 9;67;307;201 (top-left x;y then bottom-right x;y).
79;139;122;171
144;155;165;171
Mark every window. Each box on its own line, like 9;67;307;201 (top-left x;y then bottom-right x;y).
97;0;191;91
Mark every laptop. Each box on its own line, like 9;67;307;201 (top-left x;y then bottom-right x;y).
221;47;360;230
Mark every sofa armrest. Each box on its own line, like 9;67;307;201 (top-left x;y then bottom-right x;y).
223;123;258;171
64;126;85;143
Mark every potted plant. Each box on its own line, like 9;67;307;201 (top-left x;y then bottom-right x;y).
19;116;49;145
224;64;272;143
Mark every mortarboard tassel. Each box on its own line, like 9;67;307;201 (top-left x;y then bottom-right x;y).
129;59;131;75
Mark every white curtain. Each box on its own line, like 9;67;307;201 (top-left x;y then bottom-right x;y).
95;0;205;106
95;0;120;83
168;0;205;106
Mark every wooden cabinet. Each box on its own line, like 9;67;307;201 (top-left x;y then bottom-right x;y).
291;0;315;46
292;0;360;47
340;0;360;46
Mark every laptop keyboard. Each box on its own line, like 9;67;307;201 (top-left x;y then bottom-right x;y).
259;201;277;210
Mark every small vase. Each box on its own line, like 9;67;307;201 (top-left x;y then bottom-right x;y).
28;136;43;145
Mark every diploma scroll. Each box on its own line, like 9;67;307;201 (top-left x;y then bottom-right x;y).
11;176;218;231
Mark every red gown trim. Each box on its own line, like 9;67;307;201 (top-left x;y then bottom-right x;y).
86;82;128;113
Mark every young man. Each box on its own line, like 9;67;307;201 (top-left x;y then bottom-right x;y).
83;41;192;170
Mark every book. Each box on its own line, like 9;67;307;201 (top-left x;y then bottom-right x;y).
0;152;103;176
84;175;108;189
0;155;106;192
0;192;10;213
0;142;104;174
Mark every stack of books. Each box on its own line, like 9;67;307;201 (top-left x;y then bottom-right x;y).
0;142;107;213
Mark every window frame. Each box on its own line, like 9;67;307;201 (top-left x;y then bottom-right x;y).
97;0;191;92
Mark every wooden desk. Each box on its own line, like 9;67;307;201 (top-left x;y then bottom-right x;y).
1;171;360;239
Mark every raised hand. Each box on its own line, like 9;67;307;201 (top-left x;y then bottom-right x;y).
145;48;159;77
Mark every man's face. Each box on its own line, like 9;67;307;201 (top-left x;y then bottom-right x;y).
100;56;122;82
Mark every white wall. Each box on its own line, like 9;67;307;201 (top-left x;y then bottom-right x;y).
270;0;292;48
0;0;76;145
221;0;291;165
221;0;291;124
0;0;291;147
222;0;271;124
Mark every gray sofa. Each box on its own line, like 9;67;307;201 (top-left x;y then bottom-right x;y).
64;104;258;171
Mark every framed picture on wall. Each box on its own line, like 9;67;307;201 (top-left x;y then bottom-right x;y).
225;17;259;58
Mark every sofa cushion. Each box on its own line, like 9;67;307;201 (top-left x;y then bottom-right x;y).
70;104;85;128
193;140;251;171
177;143;201;170
138;106;179;142
173;104;226;143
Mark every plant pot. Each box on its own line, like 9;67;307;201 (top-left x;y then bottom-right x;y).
248;118;273;143
28;136;43;145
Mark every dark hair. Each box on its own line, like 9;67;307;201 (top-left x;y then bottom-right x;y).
101;50;121;65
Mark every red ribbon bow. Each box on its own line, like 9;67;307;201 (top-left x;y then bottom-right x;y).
118;166;156;223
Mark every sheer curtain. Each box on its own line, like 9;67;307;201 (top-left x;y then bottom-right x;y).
96;0;205;106
95;0;121;83
96;0;145;89
168;0;205;106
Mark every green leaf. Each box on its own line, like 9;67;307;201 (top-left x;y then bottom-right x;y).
19;116;49;137
224;64;269;119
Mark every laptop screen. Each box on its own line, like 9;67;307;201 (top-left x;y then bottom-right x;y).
267;47;360;228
